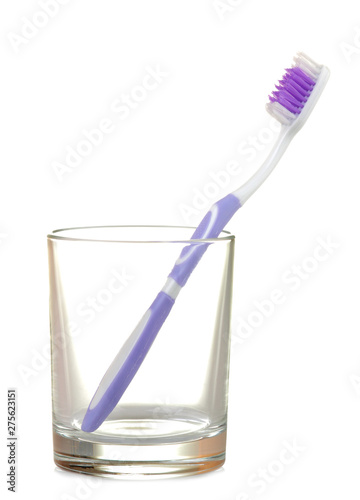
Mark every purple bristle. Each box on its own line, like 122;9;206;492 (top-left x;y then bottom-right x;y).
276;82;305;102
269;64;317;115
291;67;316;86
277;96;302;114
280;77;310;96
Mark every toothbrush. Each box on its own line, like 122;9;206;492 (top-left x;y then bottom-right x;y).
82;52;330;432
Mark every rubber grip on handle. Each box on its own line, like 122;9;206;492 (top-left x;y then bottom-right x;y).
168;193;241;287
81;292;174;432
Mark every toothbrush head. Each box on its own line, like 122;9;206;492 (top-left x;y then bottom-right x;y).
266;52;330;129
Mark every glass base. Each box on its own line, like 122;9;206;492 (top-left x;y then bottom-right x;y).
53;425;226;479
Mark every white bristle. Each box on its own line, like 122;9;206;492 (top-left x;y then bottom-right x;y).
296;52;322;71
266;101;295;125
293;52;321;80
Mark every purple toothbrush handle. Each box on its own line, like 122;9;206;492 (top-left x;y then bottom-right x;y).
81;193;240;432
81;292;174;432
169;193;241;286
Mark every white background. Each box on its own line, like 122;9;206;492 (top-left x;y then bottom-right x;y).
1;0;360;499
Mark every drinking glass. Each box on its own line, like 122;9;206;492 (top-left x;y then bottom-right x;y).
48;225;235;478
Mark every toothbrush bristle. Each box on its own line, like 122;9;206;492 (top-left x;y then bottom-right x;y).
266;52;322;125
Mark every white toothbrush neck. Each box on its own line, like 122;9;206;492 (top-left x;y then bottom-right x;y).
233;125;292;205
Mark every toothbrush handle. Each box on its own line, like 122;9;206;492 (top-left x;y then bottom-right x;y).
81;193;241;432
168;193;241;287
81;291;175;432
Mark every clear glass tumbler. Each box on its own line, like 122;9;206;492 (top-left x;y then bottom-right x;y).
47;226;235;478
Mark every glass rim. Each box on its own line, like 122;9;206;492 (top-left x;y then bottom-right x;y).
47;225;235;244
